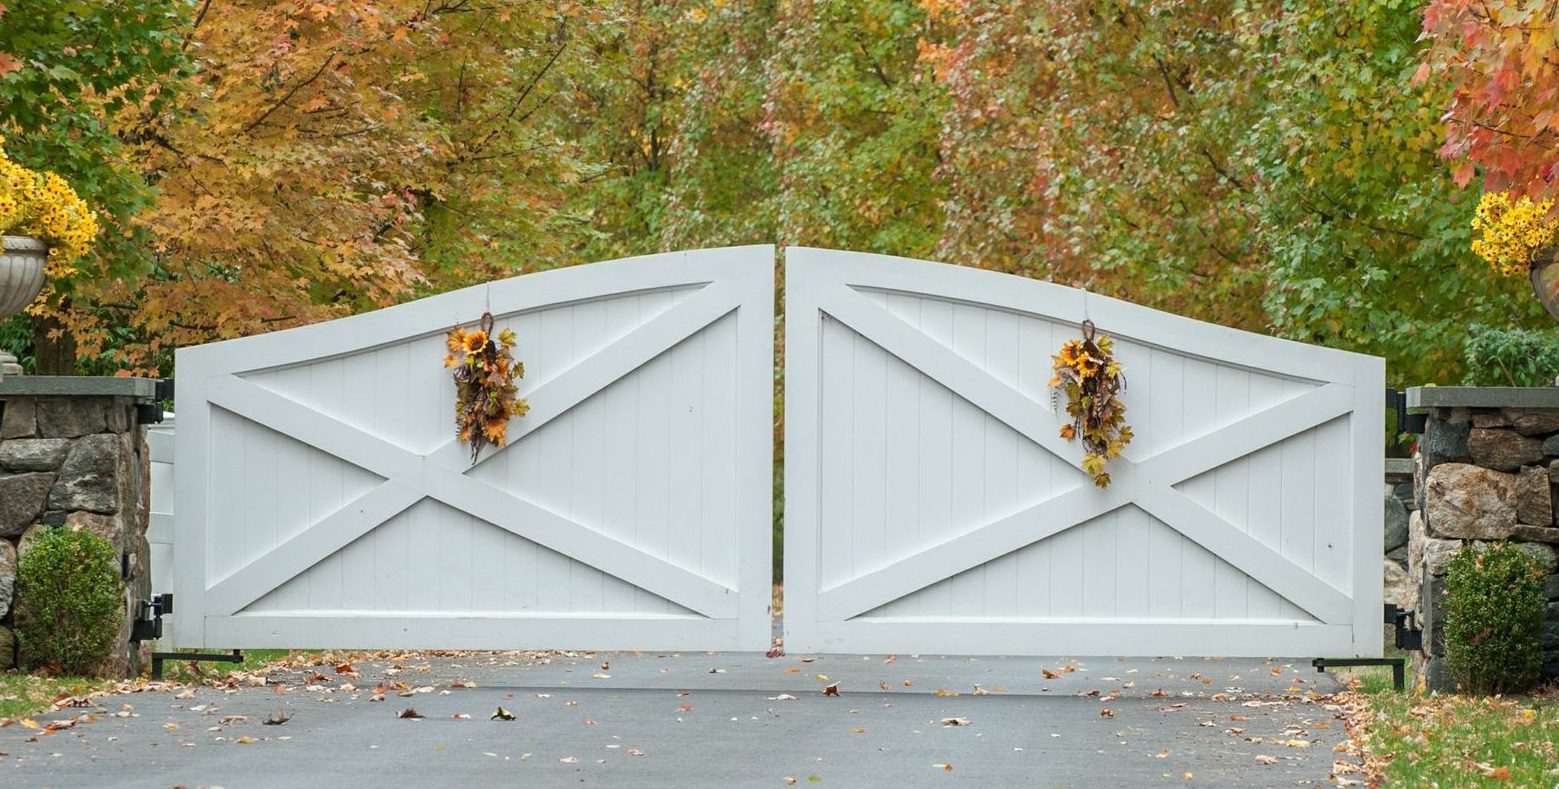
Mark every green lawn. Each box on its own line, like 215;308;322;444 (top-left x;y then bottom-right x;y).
0;673;107;719
1338;659;1559;786
152;648;315;683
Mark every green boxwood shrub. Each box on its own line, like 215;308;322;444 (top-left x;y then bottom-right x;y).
1443;542;1546;695
1462;326;1559;387
15;527;123;676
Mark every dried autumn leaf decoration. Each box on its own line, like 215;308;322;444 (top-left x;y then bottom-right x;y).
445;312;529;464
1050;320;1132;487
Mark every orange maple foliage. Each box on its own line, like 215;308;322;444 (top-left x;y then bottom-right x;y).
1419;0;1559;201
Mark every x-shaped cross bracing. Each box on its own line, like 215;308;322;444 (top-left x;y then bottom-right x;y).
202;280;743;619
813;284;1355;623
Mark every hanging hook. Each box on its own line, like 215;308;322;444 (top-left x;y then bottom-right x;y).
1080;319;1097;342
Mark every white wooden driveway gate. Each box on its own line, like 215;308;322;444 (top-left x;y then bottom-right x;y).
173;245;1383;658
174;247;775;651
783;248;1384;657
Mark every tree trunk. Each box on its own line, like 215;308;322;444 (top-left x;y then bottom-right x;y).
31;311;77;375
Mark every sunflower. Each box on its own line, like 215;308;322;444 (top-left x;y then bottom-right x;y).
462;330;489;354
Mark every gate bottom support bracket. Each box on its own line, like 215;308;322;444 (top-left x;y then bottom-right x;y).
150;650;244;681
1312;657;1406;692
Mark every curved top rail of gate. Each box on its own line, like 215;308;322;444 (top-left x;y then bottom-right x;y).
175;246;775;651
784;247;1384;658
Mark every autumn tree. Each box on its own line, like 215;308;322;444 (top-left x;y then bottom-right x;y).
0;0;190;371
1419;0;1559;201
69;1;596;372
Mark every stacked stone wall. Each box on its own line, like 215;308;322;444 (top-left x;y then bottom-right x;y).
1411;402;1559;690
0;394;151;676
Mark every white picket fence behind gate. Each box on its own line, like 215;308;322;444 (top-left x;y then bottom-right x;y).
147;413;176;650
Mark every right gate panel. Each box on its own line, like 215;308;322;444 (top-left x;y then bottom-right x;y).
783;248;1383;657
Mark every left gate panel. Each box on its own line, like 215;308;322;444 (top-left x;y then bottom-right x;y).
174;246;775;651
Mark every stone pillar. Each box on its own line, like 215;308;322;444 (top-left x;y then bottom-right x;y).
0;376;160;676
1406;387;1559;691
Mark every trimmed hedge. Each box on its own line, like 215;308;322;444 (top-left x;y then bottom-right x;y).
15;527;123;676
1443;542;1546;695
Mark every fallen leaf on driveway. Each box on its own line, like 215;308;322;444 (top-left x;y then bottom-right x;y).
335;663;358;676
175;689;196;699
1042;669;1060;679
850;726;867;733
678;704;694;712
933;689;958;697
1100;709;1114;718
560;756;579;764
628;747;646;756
397;708;423;719
452;713;471;720
263;711;291;726
1284;739;1311;748
593;674;612;680
1254;755;1277;765
884;655;897;664
940;717;971;726
491;707;515;721
164;722;180;731
1155;749;1171;758
236;736;256;744
822;683;840;697
219;715;247;724
768;694;798;701
933;763;953;772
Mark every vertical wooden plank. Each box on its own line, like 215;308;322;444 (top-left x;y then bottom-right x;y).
982;309;1021;617
599;294;642;613
816;316;854;592
1178;358;1218;618
882;294;921;612
569;299;609;613
665;323;705;592
633;336;674;613
914;297;955;616
1312;416;1350;591
1212;365;1251;619
947;303;988;615
1147;350;1184;618
1015;318;1055;617
850;314;889;598
700;314;739;589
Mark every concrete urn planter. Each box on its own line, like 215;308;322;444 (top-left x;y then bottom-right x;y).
0;235;48;377
1533;245;1559;323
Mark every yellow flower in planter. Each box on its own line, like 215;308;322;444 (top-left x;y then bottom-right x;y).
0;138;99;281
1471;192;1558;277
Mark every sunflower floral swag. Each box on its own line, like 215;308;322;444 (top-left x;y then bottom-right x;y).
445;312;530;464
1051;320;1132;487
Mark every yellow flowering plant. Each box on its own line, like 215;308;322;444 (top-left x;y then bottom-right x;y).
445;312;529;464
1470;191;1558;277
1050;320;1132;487
0;138;98;282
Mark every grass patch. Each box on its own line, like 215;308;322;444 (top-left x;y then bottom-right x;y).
152;648;316;683
0;673;107;719
1351;685;1559;785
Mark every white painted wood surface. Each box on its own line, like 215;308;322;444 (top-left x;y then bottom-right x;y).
147;413;176;650
783;248;1384;657
175;247;775;650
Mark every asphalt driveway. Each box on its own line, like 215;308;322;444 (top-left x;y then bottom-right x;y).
1;650;1356;788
